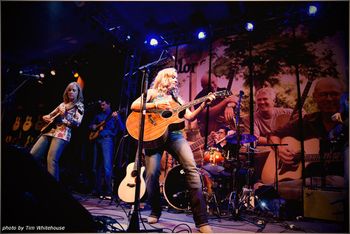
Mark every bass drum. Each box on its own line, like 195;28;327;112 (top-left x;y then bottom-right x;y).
163;165;211;210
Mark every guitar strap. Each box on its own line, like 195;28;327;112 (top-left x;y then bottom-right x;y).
170;90;182;106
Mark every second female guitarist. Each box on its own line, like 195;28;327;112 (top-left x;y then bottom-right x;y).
30;82;84;181
129;67;215;233
89;99;125;198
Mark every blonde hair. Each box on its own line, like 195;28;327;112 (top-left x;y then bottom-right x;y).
151;68;178;93
255;87;276;101
63;82;84;104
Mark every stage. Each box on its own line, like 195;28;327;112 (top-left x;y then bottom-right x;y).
73;192;345;233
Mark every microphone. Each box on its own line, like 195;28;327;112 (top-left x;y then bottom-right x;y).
163;49;175;61
239;90;244;96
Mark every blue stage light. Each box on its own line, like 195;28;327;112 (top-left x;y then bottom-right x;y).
245;22;254;32
150;38;158;46
308;5;318;16
197;31;206;40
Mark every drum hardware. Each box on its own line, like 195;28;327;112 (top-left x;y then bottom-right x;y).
163;165;212;211
226;133;257;145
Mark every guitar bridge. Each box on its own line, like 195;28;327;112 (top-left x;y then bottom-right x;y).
148;115;156;125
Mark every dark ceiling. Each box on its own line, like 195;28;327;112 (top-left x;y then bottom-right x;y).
1;1;348;109
4;1;340;66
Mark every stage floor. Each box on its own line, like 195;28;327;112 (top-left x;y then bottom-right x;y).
73;192;345;233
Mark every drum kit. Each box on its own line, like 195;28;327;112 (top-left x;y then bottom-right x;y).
162;132;270;216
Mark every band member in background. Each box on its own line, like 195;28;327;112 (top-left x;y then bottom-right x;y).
30;82;84;181
130;67;215;233
244;87;294;145
194;73;237;137
89;99;125;198
265;78;346;199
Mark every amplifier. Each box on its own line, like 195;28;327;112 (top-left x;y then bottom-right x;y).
303;188;346;221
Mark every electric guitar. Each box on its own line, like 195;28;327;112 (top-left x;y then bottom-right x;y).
88;109;124;141
118;150;146;203
126;90;232;149
261;136;343;184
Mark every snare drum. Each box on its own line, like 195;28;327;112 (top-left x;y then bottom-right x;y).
163;165;212;210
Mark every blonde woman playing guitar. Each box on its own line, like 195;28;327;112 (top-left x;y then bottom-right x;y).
127;68;218;232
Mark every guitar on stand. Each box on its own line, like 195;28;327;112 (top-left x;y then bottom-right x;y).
118;149;146;203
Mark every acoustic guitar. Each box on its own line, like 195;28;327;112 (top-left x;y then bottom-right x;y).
118;150;146;203
261;136;343;184
12;116;21;131
40;105;77;134
40;112;62;134
126;90;231;149
22;115;33;132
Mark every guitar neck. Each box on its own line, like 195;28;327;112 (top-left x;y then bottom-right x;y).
301;152;342;162
176;90;229;113
190;137;215;151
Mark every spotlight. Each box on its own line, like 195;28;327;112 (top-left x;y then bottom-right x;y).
50;70;56;76
73;72;79;78
149;38;158;46
19;70;23;74
126;35;131;41
197;31;206;40
308;5;317;16
245;22;254;32
39;73;45;78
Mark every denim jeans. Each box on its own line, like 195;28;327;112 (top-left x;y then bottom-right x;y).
145;131;208;227
93;136;114;195
30;135;68;181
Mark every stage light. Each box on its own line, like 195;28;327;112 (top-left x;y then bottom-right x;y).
149;38;158;46
197;31;206;40
50;70;56;76
39;73;45;78
126;35;131;41
73;72;79;78
245;22;254;32
308;5;317;16
19;70;23;74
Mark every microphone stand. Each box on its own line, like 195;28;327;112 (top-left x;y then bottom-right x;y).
230;91;264;230
126;61;163;233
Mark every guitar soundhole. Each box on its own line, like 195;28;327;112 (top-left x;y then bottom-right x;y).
161;110;172;118
131;170;137;177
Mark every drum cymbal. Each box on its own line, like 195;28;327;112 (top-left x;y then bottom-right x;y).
226;133;257;144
